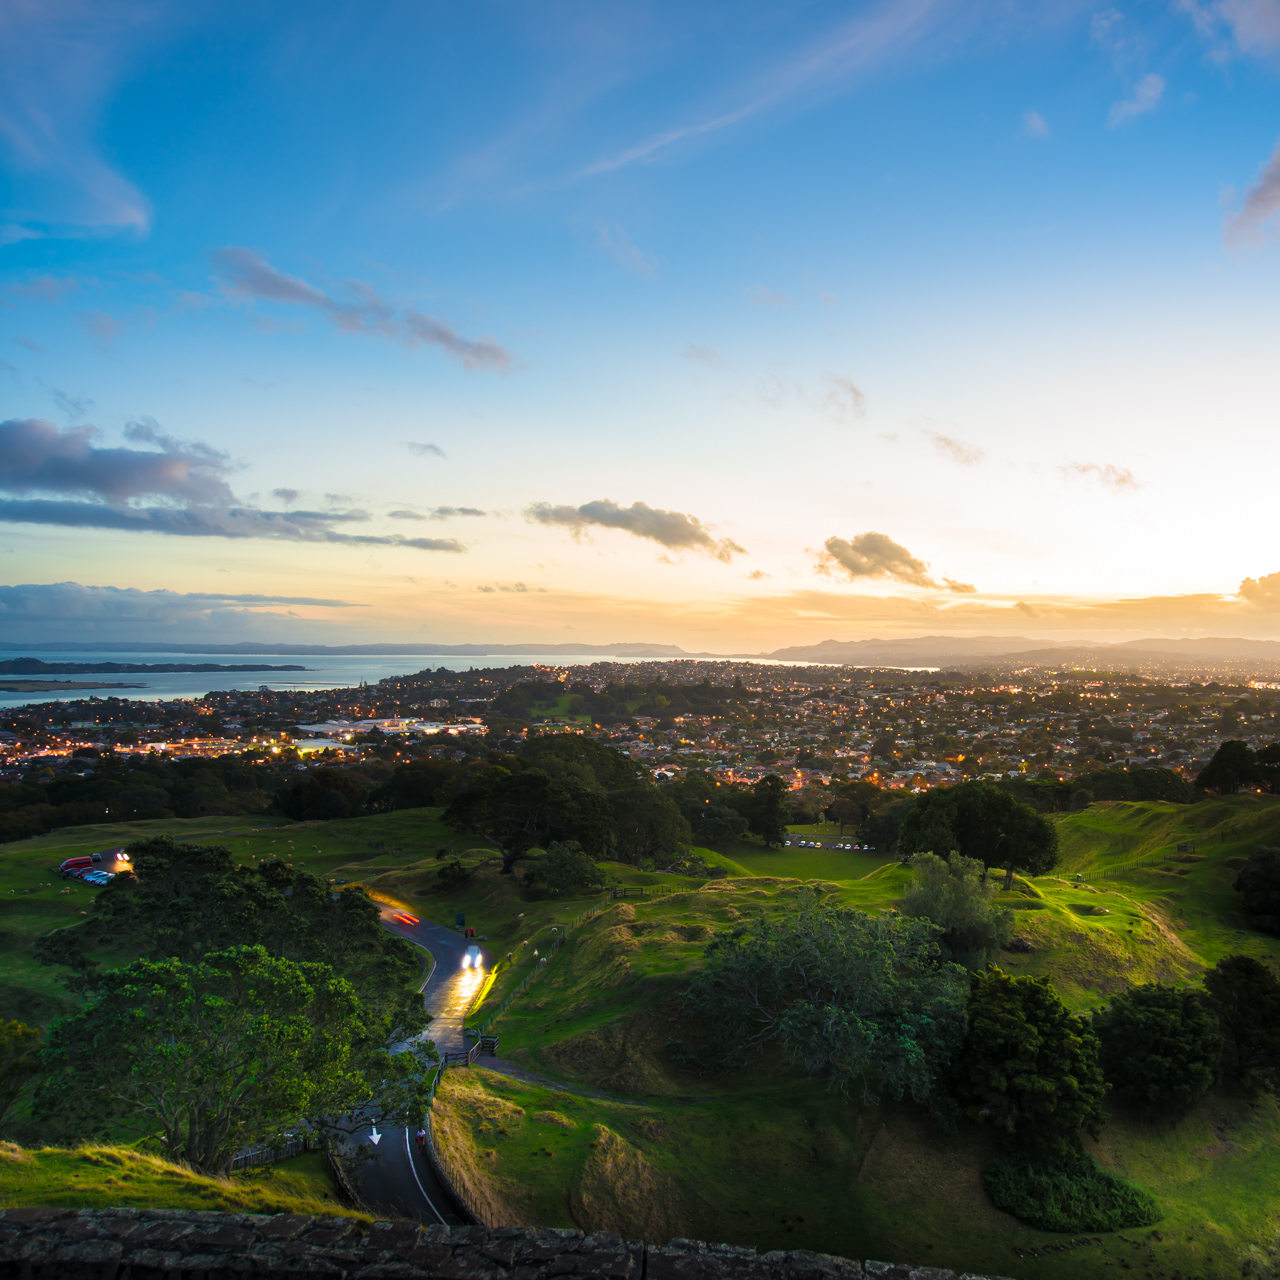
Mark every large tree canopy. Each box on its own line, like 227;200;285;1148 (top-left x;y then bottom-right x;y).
899;852;1014;968
36;945;435;1175
681;894;967;1103
898;781;1059;888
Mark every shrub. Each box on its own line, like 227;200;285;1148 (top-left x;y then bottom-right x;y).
955;968;1106;1158
899;851;1013;968
1093;984;1221;1113
983;1151;1160;1233
522;841;606;895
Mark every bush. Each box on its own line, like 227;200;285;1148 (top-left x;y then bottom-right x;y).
1093;983;1222;1113
522;841;606;895
899;851;1013;968
1235;846;1280;931
983;1151;1161;1233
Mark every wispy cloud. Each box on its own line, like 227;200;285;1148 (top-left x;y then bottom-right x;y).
476;581;546;593
526;498;746;561
1107;73;1165;126
816;530;972;592
929;432;984;464
1060;460;1140;490
48;387;94;422
746;285;793;308
0;418;466;552
388;506;487;520
1022;109;1050;138
682;344;728;367
211;248;512;371
8;275;81;302
1181;0;1280;59
824;375;867;422
272;487;300;504
1225;138;1280;246
573;0;949;179
0;0;155;238
589;220;656;276
406;441;448;458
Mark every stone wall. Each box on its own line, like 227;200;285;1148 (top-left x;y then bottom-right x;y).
0;1209;1017;1280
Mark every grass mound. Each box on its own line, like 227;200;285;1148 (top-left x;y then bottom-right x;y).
0;1142;358;1218
983;1151;1161;1233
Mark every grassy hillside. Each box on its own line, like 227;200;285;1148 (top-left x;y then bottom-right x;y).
7;795;1280;1274
0;1143;357;1217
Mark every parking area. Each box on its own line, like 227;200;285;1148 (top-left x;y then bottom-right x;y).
781;838;876;851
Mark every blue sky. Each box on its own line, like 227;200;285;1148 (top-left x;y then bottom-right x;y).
3;0;1280;648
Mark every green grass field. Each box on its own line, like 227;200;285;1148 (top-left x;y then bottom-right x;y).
6;795;1280;1275
0;1143;356;1217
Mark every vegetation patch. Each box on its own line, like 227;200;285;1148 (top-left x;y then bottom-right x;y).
983;1152;1161;1234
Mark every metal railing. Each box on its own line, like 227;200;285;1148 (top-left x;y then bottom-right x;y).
228;1136;307;1172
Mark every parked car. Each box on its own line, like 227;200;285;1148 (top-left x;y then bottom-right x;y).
82;870;116;886
59;854;101;874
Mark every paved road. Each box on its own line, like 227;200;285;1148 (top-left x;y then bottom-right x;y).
354;907;493;1225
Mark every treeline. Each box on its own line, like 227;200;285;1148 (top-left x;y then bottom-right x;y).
0;753;299;844
490;674;751;724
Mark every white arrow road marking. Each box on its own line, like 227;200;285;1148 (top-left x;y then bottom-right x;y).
370;1125;381;1145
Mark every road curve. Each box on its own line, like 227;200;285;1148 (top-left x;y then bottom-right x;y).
354;907;493;1224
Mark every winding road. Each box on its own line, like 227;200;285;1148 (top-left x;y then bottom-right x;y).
354;908;493;1224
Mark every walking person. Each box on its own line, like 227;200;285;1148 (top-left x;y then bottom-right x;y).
415;1127;426;1155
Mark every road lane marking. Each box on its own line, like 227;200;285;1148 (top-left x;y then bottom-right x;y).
404;1125;448;1224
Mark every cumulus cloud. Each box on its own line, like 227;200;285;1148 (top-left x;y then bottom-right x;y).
1239;571;1280;609
211;248;512;371
525;498;746;561
824;375;867;422
1225;139;1280;246
407;441;448;458
1060;460;1140;490
816;531;973;592
1107;73;1165;126
929;432;984;464
272;487;300;504
746;569;771;580
0;417;466;552
1022;109;1050;138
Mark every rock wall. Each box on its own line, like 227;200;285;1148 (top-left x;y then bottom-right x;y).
0;1208;1017;1280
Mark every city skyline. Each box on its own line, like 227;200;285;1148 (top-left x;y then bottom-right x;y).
3;0;1280;648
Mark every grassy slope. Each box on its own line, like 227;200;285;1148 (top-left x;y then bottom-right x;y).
0;1144;358;1217
8;797;1280;1274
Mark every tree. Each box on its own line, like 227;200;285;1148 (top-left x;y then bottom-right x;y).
520;733;644;790
609;788;690;866
681;894;967;1103
955;968;1106;1158
1197;740;1258;794
898;781;1059;889
523;841;607;895
1203;955;1280;1095
368;759;463;812
899;852;1014;968
1093;984;1221;1114
0;1020;41;1130
828;798;862;834
35;945;435;1175
1234;846;1280;931
725;775;790;847
443;766;614;872
279;768;365;821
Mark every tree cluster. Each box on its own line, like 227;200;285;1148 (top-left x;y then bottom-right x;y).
1198;740;1280;794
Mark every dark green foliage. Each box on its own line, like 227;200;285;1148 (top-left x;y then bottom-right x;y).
1234;846;1280;930
368;758;463;812
0;1019;41;1129
983;1151;1161;1233
522;840;607;895
724;774;790;847
899;852;1014;968
609;787;690;866
279;768;365;820
1197;740;1280;794
1093;984;1222;1113
38;837;424;1039
682;893;967;1102
520;733;645;790
666;772;749;844
956;968;1106;1158
1203;955;1280;1094
898;781;1059;888
435;858;473;891
1068;767;1198;805
35;945;434;1174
